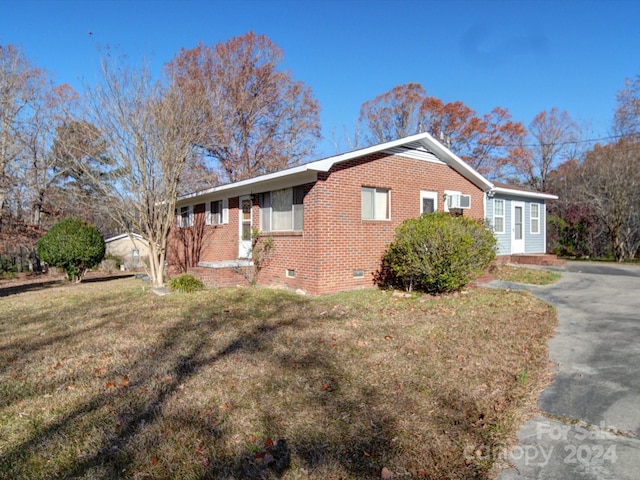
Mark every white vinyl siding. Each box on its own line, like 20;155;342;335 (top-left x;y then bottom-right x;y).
362;187;390;220
488;194;547;255
493;199;505;234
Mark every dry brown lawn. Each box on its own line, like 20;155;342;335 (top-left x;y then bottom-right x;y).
0;277;556;479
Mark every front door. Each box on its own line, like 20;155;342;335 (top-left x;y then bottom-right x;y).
512;201;525;254
238;195;253;258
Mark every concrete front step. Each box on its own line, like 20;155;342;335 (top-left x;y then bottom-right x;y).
187;261;254;288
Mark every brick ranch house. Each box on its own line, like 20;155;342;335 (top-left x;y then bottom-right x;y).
169;132;557;295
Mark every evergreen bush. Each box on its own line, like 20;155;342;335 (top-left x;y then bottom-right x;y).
379;212;497;293
169;273;205;293
36;218;105;282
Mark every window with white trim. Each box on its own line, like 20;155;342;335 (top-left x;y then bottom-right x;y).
493;199;505;234
177;205;193;228
420;190;438;215
362;187;390;220
260;186;304;232
530;203;540;234
206;199;229;225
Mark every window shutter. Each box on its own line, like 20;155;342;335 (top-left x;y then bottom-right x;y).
260;193;271;231
222;198;229;224
293;186;304;230
205;202;211;226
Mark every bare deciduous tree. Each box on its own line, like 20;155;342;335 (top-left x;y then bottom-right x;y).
614;74;640;136
0;44;46;221
77;53;206;287
19;84;80;227
517;108;580;191
579;139;640;261
358;82;528;179
359;83;426;144
167;32;321;183
167;203;212;273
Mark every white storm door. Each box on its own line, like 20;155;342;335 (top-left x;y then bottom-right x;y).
512;201;525;254
239;196;253;258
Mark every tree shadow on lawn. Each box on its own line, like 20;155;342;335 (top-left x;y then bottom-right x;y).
0;278;64;297
0;273;134;298
0;288;488;479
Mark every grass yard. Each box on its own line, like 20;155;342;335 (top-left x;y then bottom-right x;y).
493;266;562;286
0;277;556;479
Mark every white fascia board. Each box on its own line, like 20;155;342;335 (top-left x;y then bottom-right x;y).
491;186;558;200
177;169;317;205
105;232;145;243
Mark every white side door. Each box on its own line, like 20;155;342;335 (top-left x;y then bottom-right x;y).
238;195;253;258
511;201;525;254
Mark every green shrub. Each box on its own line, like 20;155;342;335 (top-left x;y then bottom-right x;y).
169;273;205;293
1;271;17;280
379;212;497;294
36;218;105;282
0;256;18;274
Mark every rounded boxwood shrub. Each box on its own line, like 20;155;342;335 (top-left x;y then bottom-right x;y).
36;218;106;282
169;273;205;293
379;212;497;294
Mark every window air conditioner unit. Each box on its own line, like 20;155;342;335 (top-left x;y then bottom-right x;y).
447;194;471;209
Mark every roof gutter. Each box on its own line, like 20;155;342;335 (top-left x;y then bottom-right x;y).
489;186;558;200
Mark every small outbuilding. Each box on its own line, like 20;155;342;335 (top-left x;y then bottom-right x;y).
104;233;149;269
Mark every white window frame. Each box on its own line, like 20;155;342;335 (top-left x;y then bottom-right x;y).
530;203;541;235
260;186;304;232
362;187;390;220
493;199;505;234
420;190;438;215
205;199;229;226
177;205;193;228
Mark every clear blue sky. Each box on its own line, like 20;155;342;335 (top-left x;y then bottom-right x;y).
1;0;638;157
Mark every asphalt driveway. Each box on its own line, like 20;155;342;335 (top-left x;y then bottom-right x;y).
495;262;640;479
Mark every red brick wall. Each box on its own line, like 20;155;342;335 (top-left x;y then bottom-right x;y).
199;197;240;262
170;153;485;295
253;153;484;294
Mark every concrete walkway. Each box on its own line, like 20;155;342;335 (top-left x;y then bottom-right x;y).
492;262;640;479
